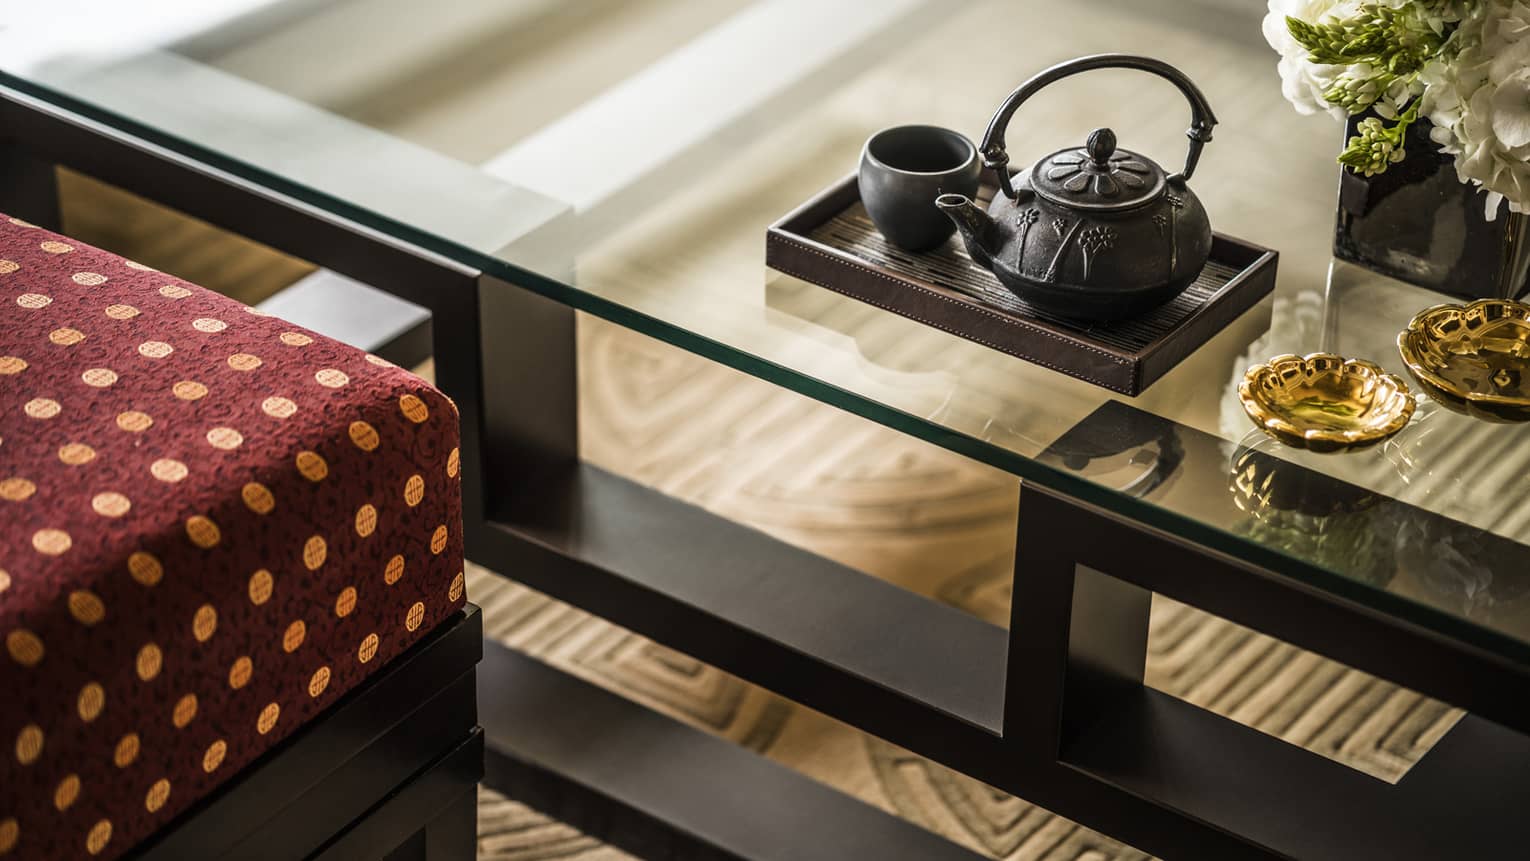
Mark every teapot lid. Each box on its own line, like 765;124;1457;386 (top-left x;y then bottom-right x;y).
1031;128;1166;212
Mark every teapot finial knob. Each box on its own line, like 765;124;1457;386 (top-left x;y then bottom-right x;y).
1086;128;1116;167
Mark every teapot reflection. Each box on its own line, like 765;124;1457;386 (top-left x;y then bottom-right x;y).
1038;400;1184;498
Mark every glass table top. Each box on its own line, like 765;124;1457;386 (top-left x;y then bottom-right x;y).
6;0;1530;663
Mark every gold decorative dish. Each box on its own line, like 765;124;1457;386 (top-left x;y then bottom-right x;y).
1238;353;1416;452
1398;299;1530;423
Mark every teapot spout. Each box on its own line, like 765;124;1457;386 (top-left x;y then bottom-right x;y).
936;193;996;269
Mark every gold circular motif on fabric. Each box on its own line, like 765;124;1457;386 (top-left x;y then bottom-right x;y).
279;331;312;346
405;602;426;632
449;571;466;602
229;656;253;690
145;779;171;813
32;528;71;555
399;394;429;423
0;477;35;501
8;630;45;667
25;398;61;419
354;504;377;537
192;604;217;642
54;774;80;810
0;356;27;374
150;459;188;483
384;555;405;585
138;340;173;358
104;304;138;320
358;633;379;664
77;682;105;722
283;620;307;653
403;474;425;507
302;535;327;571
86;819;112;856
202;740;226;773
308;665;331;698
91;492;130;518
430;525;449;555
59;443;96;465
15;724;44;764
206;427;243;450
73;272;107;286
191;317;227;333
172;380;208;400
256;702;280;735
128;552;163;586
186;516;220;549
81;367;117;387
172;694;198;729
117;411;153;432
16;293;51;309
136;643;162;681
295;451;328;481
227;353;262;371
159;285;192;299
348;421;379;451
261;396;297;419
114;733;140;768
248;570;274;606
68;590;106;625
334;586;357;618
314;368;349;388
242;482;274;514
39;240;72;254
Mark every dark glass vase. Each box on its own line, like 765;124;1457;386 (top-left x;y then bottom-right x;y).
1334;113;1530;299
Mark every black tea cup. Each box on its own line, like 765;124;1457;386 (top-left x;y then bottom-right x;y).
858;125;982;252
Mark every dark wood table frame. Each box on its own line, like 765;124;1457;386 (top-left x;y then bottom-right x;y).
7;82;1529;861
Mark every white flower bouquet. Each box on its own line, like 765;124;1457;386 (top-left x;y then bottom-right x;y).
1265;1;1530;219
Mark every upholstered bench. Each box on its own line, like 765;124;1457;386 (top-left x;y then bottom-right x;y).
1;214;479;860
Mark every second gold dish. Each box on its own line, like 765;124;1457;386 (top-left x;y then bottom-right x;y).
1398;299;1530;423
1238;353;1415;452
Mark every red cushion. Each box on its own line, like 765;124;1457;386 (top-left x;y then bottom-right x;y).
0;214;465;861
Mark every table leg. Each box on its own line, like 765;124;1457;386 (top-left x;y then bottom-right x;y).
0;141;61;229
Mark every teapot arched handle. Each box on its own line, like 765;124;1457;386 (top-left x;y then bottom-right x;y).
980;54;1218;201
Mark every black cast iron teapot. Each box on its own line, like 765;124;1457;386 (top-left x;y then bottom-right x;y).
937;54;1218;322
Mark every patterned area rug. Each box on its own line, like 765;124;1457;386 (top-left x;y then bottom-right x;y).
468;317;1461;861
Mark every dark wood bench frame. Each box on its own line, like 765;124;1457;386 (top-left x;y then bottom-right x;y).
132;606;483;861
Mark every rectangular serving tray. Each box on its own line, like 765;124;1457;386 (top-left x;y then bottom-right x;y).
765;172;1279;395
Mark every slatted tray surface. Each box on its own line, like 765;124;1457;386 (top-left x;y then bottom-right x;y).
767;174;1278;394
